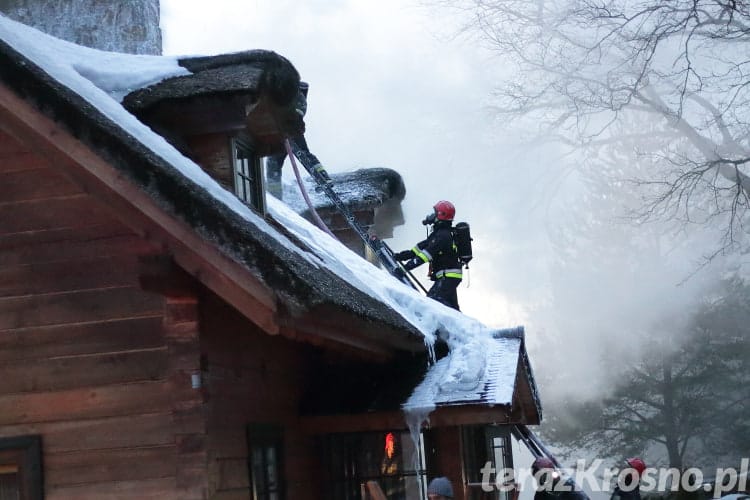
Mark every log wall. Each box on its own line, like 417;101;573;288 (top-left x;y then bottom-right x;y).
200;292;321;500
0;130;204;499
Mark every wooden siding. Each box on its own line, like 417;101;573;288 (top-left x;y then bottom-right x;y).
185;133;234;191
429;427;467;500
0;131;202;499
200;292;321;500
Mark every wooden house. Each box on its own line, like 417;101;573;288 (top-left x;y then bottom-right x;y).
0;17;541;500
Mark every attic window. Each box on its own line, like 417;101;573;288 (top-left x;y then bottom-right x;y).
232;138;266;214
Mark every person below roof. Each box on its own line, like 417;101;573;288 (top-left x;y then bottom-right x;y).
395;200;462;311
427;476;454;499
610;458;646;500
265;81;332;199
532;457;590;500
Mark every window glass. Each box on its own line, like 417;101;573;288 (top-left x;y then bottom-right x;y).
0;466;19;500
463;425;514;500
0;436;42;500
324;431;427;500
233;138;265;213
248;425;284;500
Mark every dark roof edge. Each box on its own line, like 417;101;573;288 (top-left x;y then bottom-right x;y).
180;49;300;106
493;326;525;340
177;49;291;72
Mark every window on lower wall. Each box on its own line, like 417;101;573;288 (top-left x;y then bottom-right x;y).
247;424;284;500
232;137;266;214
0;435;43;500
324;430;427;500
462;425;514;500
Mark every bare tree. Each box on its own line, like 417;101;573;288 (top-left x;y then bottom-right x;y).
441;0;750;251
544;277;750;469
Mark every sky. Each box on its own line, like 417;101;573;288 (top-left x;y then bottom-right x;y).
159;0;555;329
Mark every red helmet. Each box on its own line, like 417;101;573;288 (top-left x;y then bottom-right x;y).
532;457;556;472
625;457;646;476
433;200;455;221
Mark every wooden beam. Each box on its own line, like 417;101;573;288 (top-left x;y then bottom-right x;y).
299;405;519;435
0;82;279;335
426;405;515;427
300;411;408;435
283;305;424;356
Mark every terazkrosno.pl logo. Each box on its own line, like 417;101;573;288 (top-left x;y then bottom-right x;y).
477;458;749;498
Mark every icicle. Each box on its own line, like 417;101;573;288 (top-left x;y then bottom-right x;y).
404;404;434;499
425;337;436;365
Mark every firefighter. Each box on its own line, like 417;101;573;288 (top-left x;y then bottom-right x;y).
610;458;646;500
395;200;462;311
265;81;331;199
532;457;590;500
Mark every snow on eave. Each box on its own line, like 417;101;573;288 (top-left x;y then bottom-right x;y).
282;167;406;215
402;329;526;412
122;49;299;113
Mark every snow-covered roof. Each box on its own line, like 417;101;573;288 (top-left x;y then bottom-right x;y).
404;327;541;415
282;167;405;214
0;15;541;423
122;49;297;112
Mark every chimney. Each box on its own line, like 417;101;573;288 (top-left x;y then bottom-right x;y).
0;0;162;55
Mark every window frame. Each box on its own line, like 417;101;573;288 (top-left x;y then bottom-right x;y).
323;430;428;500
231;137;266;214
0;435;43;500
462;425;514;500
247;424;285;500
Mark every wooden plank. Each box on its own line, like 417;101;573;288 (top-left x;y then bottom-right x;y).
0;286;163;330
216;457;250;490
0;316;164;362
175;451;209;491
0;381;172;425
300;411;408;435
45;445;176;487
0;348;168;394
0;167;81;203
0;195;115;234
0;225;155;266
0;151;50;173
0;412;174;453
0;130;26;154
207;429;247;458
209;490;256;500
48;477;179;500
0;254;141;297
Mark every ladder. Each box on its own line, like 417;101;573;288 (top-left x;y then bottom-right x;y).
286;138;418;290
287;141;577;492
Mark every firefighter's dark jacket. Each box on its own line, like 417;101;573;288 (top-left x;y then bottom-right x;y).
400;221;462;280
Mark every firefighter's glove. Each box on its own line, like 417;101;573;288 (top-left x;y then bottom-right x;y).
394;250;414;261
403;258;420;271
